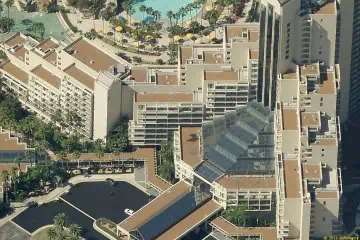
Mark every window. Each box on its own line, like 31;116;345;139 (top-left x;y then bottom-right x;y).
322;217;326;222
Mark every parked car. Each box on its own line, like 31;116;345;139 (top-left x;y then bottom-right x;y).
28;201;38;208
106;178;115;186
124;209;134;216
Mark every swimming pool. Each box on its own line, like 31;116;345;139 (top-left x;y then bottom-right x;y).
132;0;193;22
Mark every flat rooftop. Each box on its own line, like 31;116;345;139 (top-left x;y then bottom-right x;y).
211;217;277;239
301;112;321;127
282;108;299;130
314;0;336;15
37;38;58;53
282;70;298;80
119;181;191;232
64;64;95;90
225;25;259;43
302;163;322;180
249;49;259;60
135;93;193;103
31;65;61;89
9;46;28;61
130;68;147;82
65;38;119;72
248;30;259;42
310;138;337;146
300;63;319;76
217;175;276;190
316;191;338;199
284;160;301;198
156;200;221;240
203;51;224;64
319;72;336;94
1;61;28;84
180;47;193;65
43;51;57;66
156;72;178;85
0;133;27;151
4;34;26;48
181;127;201;168
204;71;238;81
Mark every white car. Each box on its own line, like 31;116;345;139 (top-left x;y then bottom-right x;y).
124;209;134;216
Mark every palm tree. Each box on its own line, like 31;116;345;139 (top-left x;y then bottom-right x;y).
25;150;34;166
167;10;174;27
153;10;161;22
59;151;67;168
68;223;82;238
5;0;13;18
0;1;4;26
46;227;57;240
178;6;187;27
9;166;17;194
73;151;81;169
54;213;68;230
93;139;105;159
139;5;146;21
14;157;22;172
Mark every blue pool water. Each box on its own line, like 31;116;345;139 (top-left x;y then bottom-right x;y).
132;0;193;22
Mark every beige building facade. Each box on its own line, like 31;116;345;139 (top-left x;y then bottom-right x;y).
1;33;130;139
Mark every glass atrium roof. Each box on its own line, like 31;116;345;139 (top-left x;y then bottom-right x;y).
196;101;275;181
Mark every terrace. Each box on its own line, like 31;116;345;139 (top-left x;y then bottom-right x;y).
31;65;61;89
282;108;299;130
181;127;202;168
204;71;238;81
283;160;301;198
217;175;276;190
1;61;29;84
65;38;119;72
64;64;96;90
135;92;194;103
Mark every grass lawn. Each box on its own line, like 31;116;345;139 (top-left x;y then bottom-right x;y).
31;225;52;240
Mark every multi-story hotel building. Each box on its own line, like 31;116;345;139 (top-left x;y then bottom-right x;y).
0;33;130;139
127;23;261;145
116;59;342;239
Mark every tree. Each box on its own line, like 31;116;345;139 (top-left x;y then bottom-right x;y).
5;0;14;18
93;139;105;159
221;204;249;227
50;109;63;129
54;213;69;230
31;22;46;39
178;6;187;27
139;5;146;21
68;223;82;238
132;56;142;64
157;141;175;183
0;17;15;32
166;10;174;27
189;21;201;34
106;120;129;154
47;227;57;240
155;59;165;65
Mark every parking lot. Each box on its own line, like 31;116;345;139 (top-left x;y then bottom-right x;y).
11;181;151;239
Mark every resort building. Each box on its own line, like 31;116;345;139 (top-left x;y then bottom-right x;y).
115;61;342;240
126;23;261;146
0;33;130;140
